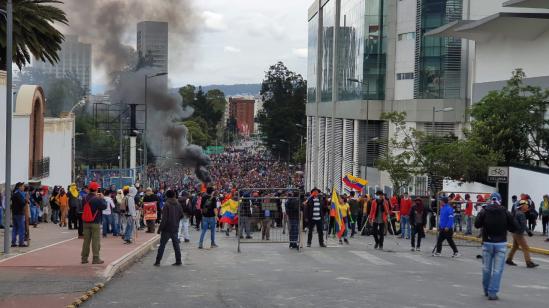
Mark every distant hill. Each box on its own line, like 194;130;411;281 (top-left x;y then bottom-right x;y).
201;84;261;97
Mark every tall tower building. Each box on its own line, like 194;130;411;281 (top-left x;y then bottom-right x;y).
33;35;92;93
137;21;169;75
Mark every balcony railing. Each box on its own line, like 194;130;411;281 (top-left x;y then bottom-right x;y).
31;157;50;179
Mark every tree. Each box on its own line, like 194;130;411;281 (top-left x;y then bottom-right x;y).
257;61;306;161
0;0;68;70
470;69;549;165
75;115;120;168
182;120;208;147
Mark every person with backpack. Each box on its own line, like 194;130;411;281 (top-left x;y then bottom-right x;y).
154;189;184;266
540;195;549;240
117;188;127;236
123;186;138;244
526;195;538;232
68;183;81;230
475;192;518;301
198;189;218;249
80;182;107;264
178;191;192;243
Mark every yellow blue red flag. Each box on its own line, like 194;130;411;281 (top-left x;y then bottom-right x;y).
331;188;346;239
342;174;368;191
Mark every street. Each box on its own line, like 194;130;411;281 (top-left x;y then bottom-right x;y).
85;231;549;308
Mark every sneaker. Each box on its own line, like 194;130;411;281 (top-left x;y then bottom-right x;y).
411;248;416;251
488;295;498;301
211;243;218;248
245;235;252;239
10;243;17;247
416;247;421;252
374;243;379;249
378;246;383;250
343;239;349;245
452;252;461;258
81;259;89;264
153;262;160;266
433;252;441;257
184;239;190;243
505;260;517;266
92;259;105;264
18;244;28;247
339;240;343;245
526;261;539;268
307;243;311;247
198;245;203;249
320;243;327;248
172;262;182;266
225;230;230;236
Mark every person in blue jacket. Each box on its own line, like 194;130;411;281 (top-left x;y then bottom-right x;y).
433;196;460;257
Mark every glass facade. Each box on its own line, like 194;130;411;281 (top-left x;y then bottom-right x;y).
321;0;335;102
337;0;386;101
415;0;463;99
307;13;319;103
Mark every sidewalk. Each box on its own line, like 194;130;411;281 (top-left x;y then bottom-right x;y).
0;222;159;308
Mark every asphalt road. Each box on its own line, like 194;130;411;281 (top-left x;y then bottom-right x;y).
85;229;549;308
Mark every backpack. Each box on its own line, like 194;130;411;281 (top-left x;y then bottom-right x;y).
119;196;128;213
181;198;193;215
82;197;98;223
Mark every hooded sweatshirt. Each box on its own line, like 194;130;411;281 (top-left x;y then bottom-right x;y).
127;187;138;218
475;203;517;243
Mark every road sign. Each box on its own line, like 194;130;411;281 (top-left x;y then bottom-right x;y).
205;146;224;155
487;166;508;183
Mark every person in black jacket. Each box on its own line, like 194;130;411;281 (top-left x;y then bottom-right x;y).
154;190;184;266
475;193;518;301
305;188;326;248
410;198;427;251
286;191;301;249
11;182;27;247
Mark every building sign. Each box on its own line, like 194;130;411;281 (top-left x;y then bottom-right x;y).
487;167;509;183
205;146;225;155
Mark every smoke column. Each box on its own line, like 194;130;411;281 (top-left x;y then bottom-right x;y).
61;0;211;182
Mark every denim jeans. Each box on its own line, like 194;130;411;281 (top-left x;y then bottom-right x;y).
12;215;26;245
178;217;190;241
0;206;4;227
482;242;507;297
102;214;114;236
124;216;134;241
465;215;473;235
112;213;119;236
51;209;60;223
454;214;462;232
400;216;410;238
199;217;216;246
30;206;39;225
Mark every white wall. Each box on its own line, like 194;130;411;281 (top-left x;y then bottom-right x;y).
42;117;73;188
7;116;31;185
0;80;5;187
508;166;549;208
443;179;496;194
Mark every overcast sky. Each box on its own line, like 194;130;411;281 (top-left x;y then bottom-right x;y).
81;0;311;91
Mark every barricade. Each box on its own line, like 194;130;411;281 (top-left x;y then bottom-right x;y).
237;188;303;252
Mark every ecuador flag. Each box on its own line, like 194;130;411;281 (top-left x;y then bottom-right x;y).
219;197;239;225
331;188;346;239
342;174;367;192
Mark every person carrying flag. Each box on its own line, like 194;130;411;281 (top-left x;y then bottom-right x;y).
368;190;390;250
305;188;326;248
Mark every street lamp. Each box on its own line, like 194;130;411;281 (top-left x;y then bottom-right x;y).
348;78;370;181
431;107;454;136
3;0;13;254
143;72;167;187
295;123;305;149
70;98;87;182
280;139;291;162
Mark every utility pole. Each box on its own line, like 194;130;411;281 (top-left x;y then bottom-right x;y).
3;0;13;254
119;104;123;189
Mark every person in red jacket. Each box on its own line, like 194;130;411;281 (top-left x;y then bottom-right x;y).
400;192;412;239
464;194;474;235
368;191;391;250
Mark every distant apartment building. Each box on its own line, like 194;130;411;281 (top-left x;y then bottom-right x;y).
33;35;91;93
137;21;169;75
229;97;255;137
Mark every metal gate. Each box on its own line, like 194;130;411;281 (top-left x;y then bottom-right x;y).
237;188;303;252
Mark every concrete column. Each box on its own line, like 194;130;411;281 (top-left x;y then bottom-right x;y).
130;136;137;171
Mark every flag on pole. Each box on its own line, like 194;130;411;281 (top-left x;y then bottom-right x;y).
342;174;368;191
331;188;346;239
219;192;239;224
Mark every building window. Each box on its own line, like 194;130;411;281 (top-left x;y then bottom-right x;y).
398;32;416;41
321;0;335;102
307;13;319;103
397;72;414;80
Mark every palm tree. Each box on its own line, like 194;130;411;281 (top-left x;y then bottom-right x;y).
0;0;68;70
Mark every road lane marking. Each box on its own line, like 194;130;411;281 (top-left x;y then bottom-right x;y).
398;253;440;266
349;250;394;266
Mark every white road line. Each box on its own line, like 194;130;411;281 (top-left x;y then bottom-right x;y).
398;253;440;266
349;250;394;266
531;257;549;264
306;250;338;265
0;236;77;264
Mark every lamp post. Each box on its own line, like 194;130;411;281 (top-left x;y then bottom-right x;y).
431;107;454;136
348;78;370;180
280;139;291;162
143;72;167;187
3;0;12;254
70;99;86;182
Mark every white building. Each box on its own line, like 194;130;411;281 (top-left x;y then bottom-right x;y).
33;35;92;93
1;72;74;190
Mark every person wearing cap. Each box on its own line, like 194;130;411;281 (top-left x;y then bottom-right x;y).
305;188;326;248
433;196;459;257
400;192;412;239
475;191;518;300
154;189;183;266
368;190;390;250
506;199;539;268
80;182;107;264
410;197;427;251
68;183;81;231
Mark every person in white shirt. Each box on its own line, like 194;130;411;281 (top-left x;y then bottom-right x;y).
101;189;117;237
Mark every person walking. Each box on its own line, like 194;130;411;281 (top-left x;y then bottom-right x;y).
506;200;539;268
68;183;81;230
433;196;459;257
80;182;107;264
410;197;427;251
102;189;117;237
11;182;28;247
198;190;218;249
538;195;549;237
475;192;518;300
286;191;301;249
464;194;474;235
349;191;361;238
400;192;412;239
123;187;138;244
368;190;390;250
58;188;69;227
305;188;326;248
178;191;192;243
154;190;184;266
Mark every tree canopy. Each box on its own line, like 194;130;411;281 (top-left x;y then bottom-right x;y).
257;61;306;162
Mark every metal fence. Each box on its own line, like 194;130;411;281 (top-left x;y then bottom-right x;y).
237;188;303;253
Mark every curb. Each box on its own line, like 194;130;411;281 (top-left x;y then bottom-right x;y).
66;235;160;307
426;230;549;256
